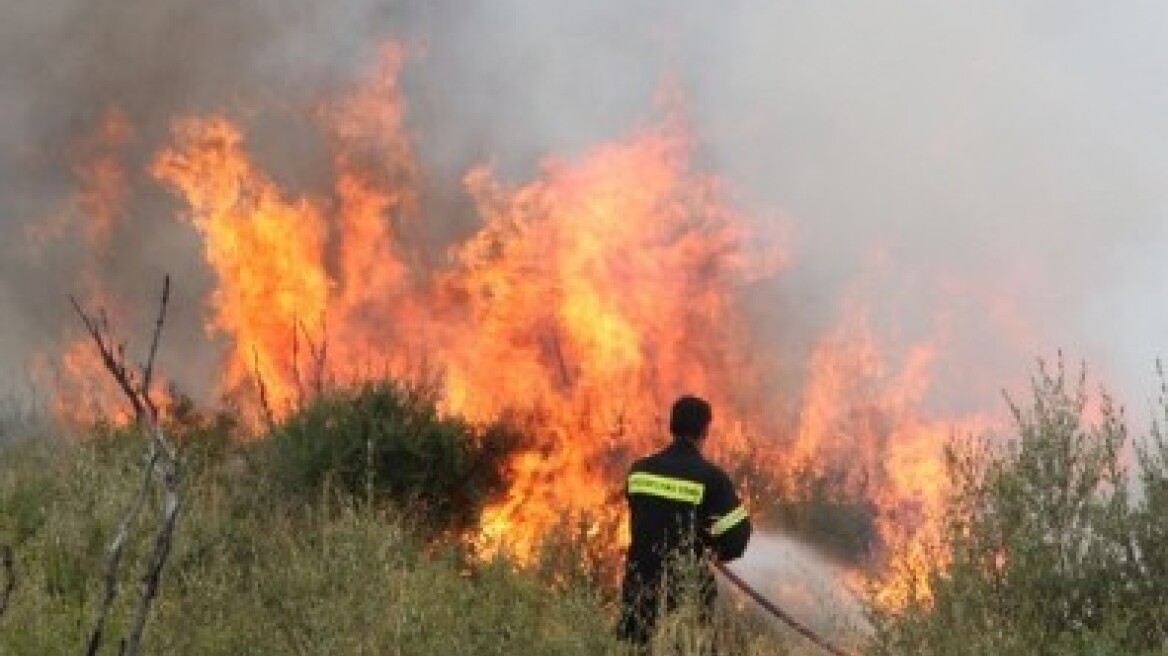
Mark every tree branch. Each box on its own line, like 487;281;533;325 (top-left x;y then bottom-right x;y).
85;445;159;656
73;278;182;656
0;544;15;620
69;296;144;420
140;276;171;417
121;429;180;656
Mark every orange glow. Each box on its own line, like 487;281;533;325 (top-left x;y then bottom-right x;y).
792;304;997;605
152;116;332;413
446;118;777;557
75;108;134;250
45;45;1002;600
26;107;133;251
32;107;139;423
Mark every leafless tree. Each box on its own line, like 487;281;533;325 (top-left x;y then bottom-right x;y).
71;276;182;656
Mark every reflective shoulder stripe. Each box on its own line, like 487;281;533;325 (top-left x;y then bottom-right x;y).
710;505;749;536
627;472;705;504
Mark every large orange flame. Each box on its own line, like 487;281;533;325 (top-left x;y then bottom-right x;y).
446;116;781;556
152;116;332;411
45;45;1000;601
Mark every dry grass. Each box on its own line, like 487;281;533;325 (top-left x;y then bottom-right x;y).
0;426;810;656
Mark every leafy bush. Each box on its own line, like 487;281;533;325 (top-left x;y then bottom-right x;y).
0;382;814;655
869;360;1168;656
263;379;523;533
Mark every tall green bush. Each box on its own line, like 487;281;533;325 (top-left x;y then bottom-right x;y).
264;379;523;533
869;360;1168;655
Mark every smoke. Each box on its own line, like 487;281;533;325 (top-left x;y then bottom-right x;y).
721;530;867;645
3;0;1168;410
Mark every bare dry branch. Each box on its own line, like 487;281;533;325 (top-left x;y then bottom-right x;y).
85;445;160;656
291;319;304;411
73;278;182;656
546;328;572;390
140;276;171;417
121;433;180;656
69;296;144;419
0;544;15;620
254;348;277;432
314;331;329;397
298;318;328;398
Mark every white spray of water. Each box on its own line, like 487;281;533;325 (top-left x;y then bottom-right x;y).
718;530;868;646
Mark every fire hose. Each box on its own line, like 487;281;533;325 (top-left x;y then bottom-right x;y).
714;561;856;656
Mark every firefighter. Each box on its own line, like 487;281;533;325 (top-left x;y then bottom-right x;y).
617;395;752;648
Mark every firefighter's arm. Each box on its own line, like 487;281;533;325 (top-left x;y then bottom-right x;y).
707;472;751;562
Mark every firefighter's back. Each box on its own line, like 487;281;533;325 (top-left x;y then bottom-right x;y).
625;439;722;580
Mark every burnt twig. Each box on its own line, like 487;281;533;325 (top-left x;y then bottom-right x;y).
139;276;171;416
72;277;181;656
85;445;159;656
298;318;329;399
0;544;15;620
121;426;180;656
546;328;572;390
253;348;277;432
69;298;144;420
291;320;304;411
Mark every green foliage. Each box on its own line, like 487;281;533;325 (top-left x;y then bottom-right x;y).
869;360;1168;656
0;437;626;655
163;388;238;469
263;379;523;533
0;427;808;656
534;511;626;594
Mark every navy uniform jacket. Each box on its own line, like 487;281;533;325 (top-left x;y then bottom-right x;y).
619;437;751;626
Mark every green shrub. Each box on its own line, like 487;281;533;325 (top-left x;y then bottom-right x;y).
0;384;804;656
869;360;1168;656
163;388;239;469
0;435;629;656
263;379;522;532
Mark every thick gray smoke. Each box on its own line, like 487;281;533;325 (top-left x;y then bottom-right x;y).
3;0;1168;411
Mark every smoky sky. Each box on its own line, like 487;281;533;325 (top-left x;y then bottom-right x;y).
3;0;1168;413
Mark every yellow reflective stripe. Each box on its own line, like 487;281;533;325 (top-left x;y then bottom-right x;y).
710;505;748;536
628;472;705;504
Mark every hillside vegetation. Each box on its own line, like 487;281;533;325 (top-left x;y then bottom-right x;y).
1;362;1167;655
869;361;1168;655
0;382;799;655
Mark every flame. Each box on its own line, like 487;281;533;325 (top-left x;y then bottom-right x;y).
794;304;999;605
74;108;134;250
447;118;778;557
151;48;421;416
30;108;139;423
152;116;332;412
26;107;133;251
45;43;1006;602
325;43;419;365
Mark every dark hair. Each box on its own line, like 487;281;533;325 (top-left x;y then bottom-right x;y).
669;395;712;439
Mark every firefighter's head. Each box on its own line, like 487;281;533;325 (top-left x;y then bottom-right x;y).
670;395;712;446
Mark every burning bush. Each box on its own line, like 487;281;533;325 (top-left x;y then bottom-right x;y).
868;360;1168;655
761;464;879;564
262;379;523;534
